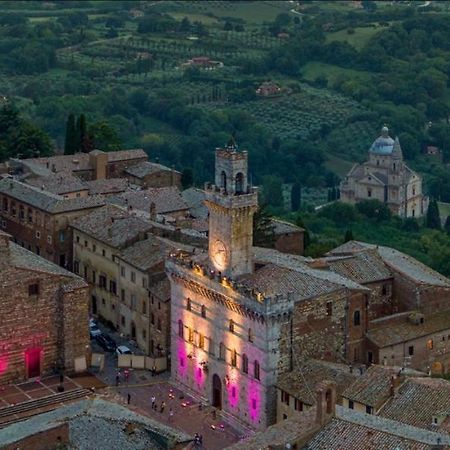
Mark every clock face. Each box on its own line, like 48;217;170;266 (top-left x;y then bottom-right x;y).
211;239;228;271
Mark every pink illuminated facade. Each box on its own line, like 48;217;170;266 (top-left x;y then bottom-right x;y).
166;144;291;430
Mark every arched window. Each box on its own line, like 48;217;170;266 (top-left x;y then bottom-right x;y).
229;320;235;333
221;171;227;191
248;328;253;342
178;320;184;338
353;310;361;326
201;305;206;318
231;349;237;367
186;298;191;311
235;172;244;194
219;342;225;360
326;390;332;414
142;301;147;315
151;313;155;325
254;360;260;380
242;354;248;374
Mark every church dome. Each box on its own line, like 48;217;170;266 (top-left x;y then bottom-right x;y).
370;127;395;155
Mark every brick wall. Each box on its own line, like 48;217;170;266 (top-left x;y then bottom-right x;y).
0;267;89;384
274;231;304;256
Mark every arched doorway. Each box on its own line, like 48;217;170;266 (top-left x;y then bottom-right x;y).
212;374;222;409
131;322;136;339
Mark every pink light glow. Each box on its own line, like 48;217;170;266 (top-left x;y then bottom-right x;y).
195;363;206;388
227;382;239;408
177;341;188;377
247;379;261;422
0;355;8;376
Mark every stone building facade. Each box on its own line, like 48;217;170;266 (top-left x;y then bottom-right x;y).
0;178;104;269
0;231;89;384
166;145;369;431
124;161;182;189
340;127;428;218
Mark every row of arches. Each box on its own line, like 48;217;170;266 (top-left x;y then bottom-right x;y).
220;171;244;194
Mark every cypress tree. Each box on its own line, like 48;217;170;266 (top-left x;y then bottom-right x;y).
426;200;441;230
64;114;76;155
291;182;301;211
76;114;88;153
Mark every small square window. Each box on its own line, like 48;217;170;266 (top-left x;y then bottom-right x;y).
28;283;39;297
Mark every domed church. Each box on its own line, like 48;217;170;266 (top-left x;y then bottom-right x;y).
340;127;428;218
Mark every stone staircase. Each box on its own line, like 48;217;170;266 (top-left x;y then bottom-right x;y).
0;387;92;428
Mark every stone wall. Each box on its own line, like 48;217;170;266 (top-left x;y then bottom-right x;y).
274;231;304;256
0;268;89;384
2;423;69;450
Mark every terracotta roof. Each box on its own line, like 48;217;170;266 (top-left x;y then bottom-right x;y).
124;161;178;179
324;249;392;284
26;172;89;195
366;309;450;348
239;261;367;301
276;360;357;405
109;187;188;215
119;235;193;272
0;178;105;213
271;218;304;234
1;240;86;289
342;365;402;409
181;187;208;219
86;178;128;195
306;407;444;450
329;241;450;287
107;148;147;162
379;377;450;433
71;205;152;249
27;149;147;173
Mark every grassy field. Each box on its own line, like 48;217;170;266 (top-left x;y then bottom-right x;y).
326;26;383;50
324;154;354;178
302;62;372;85
168;12;219;25
438;202;450;220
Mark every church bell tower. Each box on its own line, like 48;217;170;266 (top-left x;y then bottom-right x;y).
204;141;258;278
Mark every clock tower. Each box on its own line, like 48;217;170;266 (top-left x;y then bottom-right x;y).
204;141;258;278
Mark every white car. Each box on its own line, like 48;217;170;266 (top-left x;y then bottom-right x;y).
116;345;132;356
89;322;101;338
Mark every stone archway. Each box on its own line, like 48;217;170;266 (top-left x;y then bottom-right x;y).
212;374;222;409
431;361;443;375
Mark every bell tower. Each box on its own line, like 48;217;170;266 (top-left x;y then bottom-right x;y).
204;141;258;278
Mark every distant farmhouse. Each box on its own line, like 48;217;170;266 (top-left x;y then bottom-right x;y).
340;127;428;218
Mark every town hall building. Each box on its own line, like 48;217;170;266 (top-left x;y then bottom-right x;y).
166;143;369;430
340;127;428;218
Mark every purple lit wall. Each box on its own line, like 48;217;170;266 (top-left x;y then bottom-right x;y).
247;379;261;422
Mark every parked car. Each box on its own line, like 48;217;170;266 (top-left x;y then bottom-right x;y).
116;345;132;356
95;334;116;352
89;323;102;338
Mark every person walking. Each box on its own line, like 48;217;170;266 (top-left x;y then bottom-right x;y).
160;401;165;413
127;393;131;405
115;373;120;387
151;395;156;410
169;407;174;422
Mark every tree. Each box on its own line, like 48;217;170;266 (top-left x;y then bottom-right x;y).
253;204;276;248
88;120;122;152
344;229;354;242
64;114;77;155
426;200;441;230
262;175;284;209
291;182;301;211
181;168;194;189
356;200;391;222
75;114;87;152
